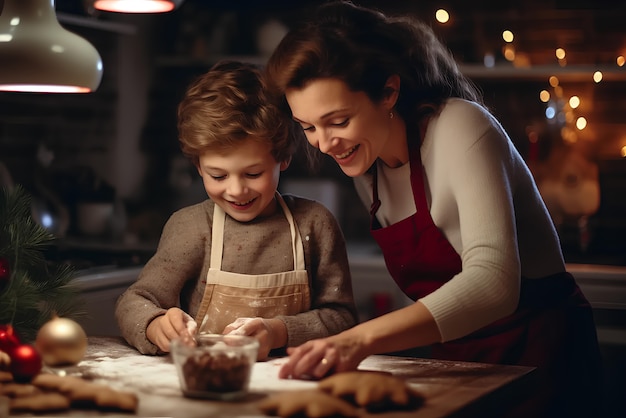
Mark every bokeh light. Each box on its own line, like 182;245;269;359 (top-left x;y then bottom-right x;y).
555;48;566;60
549;76;559;87
593;71;603;83
503;44;515;61
435;9;449;23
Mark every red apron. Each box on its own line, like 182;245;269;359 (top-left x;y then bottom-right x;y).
369;142;602;417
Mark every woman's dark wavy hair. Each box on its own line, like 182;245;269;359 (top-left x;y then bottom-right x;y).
265;0;483;145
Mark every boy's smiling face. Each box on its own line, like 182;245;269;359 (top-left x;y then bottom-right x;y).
197;137;289;222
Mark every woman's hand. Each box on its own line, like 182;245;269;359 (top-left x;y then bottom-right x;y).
278;333;366;380
146;308;196;353
223;317;287;360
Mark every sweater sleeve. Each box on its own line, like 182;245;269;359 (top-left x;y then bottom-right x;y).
276;197;359;347
115;203;209;354
419;100;522;342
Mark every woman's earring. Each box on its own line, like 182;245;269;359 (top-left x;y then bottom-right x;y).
389;111;394;119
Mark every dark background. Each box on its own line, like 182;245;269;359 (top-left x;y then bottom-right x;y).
1;2;625;416
1;0;625;265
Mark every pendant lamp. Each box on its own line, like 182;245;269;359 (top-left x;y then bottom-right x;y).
92;0;184;14
0;0;103;93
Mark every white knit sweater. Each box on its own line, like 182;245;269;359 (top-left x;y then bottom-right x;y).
354;98;566;342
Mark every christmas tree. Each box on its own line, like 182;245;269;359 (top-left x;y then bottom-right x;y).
0;185;84;343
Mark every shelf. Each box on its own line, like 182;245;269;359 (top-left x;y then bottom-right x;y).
154;56;626;82
460;64;626;81
155;55;267;68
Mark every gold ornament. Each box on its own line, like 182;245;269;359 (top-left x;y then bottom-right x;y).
0;349;10;370
35;315;87;367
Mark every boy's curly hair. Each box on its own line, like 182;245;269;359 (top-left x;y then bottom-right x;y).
177;60;296;167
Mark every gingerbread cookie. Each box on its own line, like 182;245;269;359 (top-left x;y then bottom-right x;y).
0;372;139;414
31;373;138;412
31;373;85;391
94;388;139;411
0;382;39;397
318;370;423;411
1;376;71;413
9;392;71;412
258;389;358;418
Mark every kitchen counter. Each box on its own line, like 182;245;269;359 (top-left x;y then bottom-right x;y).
14;336;537;417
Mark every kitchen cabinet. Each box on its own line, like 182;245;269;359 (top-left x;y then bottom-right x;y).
75;266;142;336
347;245;412;322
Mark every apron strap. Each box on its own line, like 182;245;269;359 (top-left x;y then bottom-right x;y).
210;202;226;270
276;192;306;271
196;204;225;324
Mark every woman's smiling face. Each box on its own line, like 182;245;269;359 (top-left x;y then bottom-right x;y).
285;78;402;177
197;137;288;222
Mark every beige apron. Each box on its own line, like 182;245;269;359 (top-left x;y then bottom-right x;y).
195;194;311;334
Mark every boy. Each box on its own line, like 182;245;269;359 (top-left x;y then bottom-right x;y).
115;61;358;360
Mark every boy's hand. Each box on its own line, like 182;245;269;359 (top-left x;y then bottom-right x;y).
146;308;196;353
223;317;286;360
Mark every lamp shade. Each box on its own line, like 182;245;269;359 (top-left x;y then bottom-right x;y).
0;0;103;93
93;0;184;14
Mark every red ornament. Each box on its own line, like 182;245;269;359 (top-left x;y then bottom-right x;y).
9;343;42;382
0;324;20;352
0;257;9;292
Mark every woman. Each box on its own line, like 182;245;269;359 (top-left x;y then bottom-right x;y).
264;1;602;416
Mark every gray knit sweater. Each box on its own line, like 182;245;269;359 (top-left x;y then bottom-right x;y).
115;194;358;354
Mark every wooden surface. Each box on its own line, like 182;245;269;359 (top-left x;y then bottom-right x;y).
14;336;537;417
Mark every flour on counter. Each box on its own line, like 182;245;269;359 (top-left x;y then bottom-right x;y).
248;358;317;392
77;355;180;396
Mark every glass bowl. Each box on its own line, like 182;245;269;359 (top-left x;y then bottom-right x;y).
171;333;259;400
